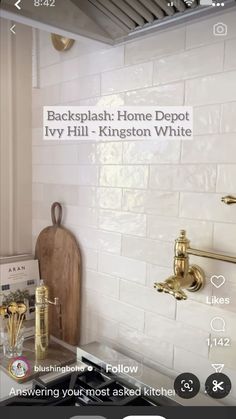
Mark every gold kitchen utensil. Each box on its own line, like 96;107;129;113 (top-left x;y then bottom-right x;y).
0;306;7;316
15;303;27;340
7;302;19;346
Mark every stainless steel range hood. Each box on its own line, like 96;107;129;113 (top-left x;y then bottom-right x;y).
0;0;235;45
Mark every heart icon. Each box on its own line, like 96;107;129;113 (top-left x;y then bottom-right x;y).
210;275;226;289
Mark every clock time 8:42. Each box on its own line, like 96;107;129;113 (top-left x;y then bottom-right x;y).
34;0;56;6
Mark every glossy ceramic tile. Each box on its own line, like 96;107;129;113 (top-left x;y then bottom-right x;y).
145;312;209;357
101;62;153;95
98;253;146;284
125;27;185;64
221;102;236;133
84;289;145;331
100;165;148;188
225;38;236;70
119;279;175;319
217;165;236;193
84;270;119;298
122;189;179;216
193;105;220;135
60;74;100;103
185;71;236;105
118;324;173;368
154;43;224;85
182;134;236;163
123;141;181;164
99;209;146;236
72;225;121;254
180;192;236;223
149;164;216;192
125;83;184;106
147;216;213;248
122;236;173;266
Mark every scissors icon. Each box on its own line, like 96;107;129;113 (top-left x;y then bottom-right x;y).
212;380;224;392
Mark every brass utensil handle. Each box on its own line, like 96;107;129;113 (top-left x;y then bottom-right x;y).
221;195;236;205
51;202;62;226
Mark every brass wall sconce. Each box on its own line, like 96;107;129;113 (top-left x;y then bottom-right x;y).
51;34;75;51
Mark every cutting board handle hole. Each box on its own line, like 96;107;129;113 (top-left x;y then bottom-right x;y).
51;202;62;226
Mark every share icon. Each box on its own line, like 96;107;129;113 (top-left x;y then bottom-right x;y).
212;364;225;373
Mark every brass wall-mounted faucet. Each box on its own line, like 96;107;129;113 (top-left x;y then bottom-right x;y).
154;226;236;301
154;230;205;301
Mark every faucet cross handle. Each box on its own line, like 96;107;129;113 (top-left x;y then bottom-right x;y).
154;276;187;301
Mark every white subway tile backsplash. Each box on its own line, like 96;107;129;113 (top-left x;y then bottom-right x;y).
64;205;98;228
40;44;61;68
78;165;99;186
98;253;146;284
40;62;62;87
61;74;100;103
180;193;236;223
147;216;213;248
84;289;145;331
33;165;79;185
97;142;123;164
120;279;175;319
43;184;79;205
34;18;236;385
150;165;216;192
122;236;172;266
82;309;118;341
193;105;220;135
125;83;184;106
214;223;236;254
122;189;179;216
78;187;97;207
125;27;185;64
84;270;119;298
61;46;124;80
225;39;236;71
221;102;236;133
123;141;181;164
145;312;209;357
100;165;148;188
182;134;236;163
98;187;122;210
101;62;153;95
77;143;97;164
82;248;98;270
154;43;224;85
118;324;173;368
217;165;236;193
99;209;146;237
185;71;236;105
33;145;78;165
73;226;121;254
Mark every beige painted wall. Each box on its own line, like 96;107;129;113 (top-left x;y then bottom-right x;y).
0;19;32;256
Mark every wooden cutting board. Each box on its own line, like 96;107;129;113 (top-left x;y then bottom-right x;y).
35;202;81;346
